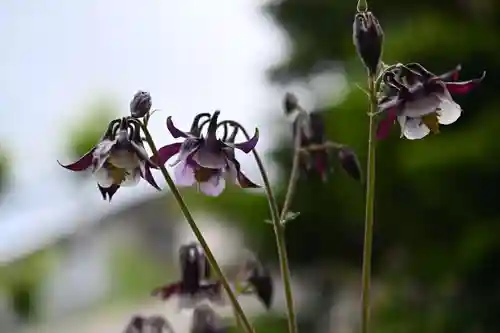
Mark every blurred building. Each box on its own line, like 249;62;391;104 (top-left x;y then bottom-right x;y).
0;195;176;331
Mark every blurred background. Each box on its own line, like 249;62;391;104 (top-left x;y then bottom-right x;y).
0;0;498;332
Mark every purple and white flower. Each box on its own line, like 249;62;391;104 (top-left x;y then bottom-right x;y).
152;243;222;309
153;111;259;196
58;117;159;201
376;63;485;140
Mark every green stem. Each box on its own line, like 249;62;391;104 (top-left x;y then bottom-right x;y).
140;122;255;333
236;125;298;333
361;75;377;333
280;113;303;219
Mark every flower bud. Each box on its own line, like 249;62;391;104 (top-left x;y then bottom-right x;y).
130;91;152;118
338;147;362;181
283;92;299;115
353;11;384;75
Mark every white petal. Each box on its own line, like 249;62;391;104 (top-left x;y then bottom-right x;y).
192;148;227;169
93;167;114;187
92;140;115;171
93;140;114;159
121;169;140;187
437;92;462;125
402;94;441;118
402;117;430;140
108;150;140;169
174;161;196;187
199;175;225;197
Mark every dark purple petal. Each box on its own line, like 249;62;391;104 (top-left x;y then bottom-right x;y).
376;106;399;140
205;111;221;146
57;147;95;171
232;128;259;153
179;243;205;293
58;149;94;171
237;171;260;189
151;282;181;300
97;184;120;202
142;165;161;191
166;116;190;138
228;158;260;188
152;142;182;166
190;113;211;136
445;71;485;95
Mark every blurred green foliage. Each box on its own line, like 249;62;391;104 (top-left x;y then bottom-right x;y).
184;1;500;332
65;97;118;163
0;146;10;197
0;250;52;322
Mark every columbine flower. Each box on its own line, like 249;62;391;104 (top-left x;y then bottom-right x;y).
376;63;485;140
58;117;159;201
124;315;175;333
191;305;229;333
153;111;259;196
152;243;222;308
295;111;332;182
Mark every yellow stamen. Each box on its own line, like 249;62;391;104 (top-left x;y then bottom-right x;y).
421;112;440;134
107;163;128;184
194;167;219;182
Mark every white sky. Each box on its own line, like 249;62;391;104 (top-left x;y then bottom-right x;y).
0;0;291;264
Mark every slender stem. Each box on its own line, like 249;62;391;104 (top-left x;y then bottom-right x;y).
234;308;243;332
280;114;303;219
236;124;298;333
140;122;255;333
361;74;377;333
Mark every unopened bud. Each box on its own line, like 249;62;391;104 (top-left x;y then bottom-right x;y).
353;11;384;75
338;147;362;181
130;91;152;118
283;92;299;114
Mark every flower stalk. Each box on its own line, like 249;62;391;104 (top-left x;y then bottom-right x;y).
232;122;298;333
139;121;255;333
361;74;377;333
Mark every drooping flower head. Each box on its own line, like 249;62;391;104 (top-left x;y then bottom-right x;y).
297;111;332;182
236;250;274;310
153;111;259;196
284;93;362;182
190;304;229;333
58;117;159;201
152;242;222;308
123;315;175;333
376;63;485;140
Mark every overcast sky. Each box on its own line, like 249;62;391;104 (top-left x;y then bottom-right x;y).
0;0;294;263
